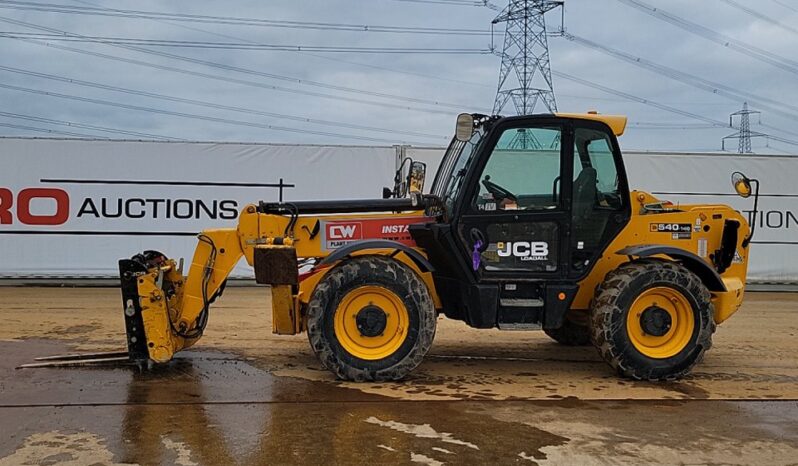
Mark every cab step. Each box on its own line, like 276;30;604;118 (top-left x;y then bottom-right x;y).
497;322;542;331
499;298;544;307
497;283;545;330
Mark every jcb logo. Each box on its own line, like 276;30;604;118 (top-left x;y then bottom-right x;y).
328;223;361;240
497;241;549;261
0;188;70;226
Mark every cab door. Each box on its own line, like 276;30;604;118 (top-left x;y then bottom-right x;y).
568;121;631;279
455;118;573;281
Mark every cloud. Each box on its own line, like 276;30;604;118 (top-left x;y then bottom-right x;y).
0;0;795;153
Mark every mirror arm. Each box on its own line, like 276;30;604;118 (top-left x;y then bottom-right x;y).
742;178;759;248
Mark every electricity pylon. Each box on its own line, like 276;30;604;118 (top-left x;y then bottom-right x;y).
723;102;765;154
491;0;564;116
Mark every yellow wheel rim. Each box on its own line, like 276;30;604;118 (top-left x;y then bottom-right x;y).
626;286;695;359
333;286;409;360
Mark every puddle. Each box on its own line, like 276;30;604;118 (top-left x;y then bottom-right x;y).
0;431;131;466
1;340;382;407
0;339;569;465
2;340;797;466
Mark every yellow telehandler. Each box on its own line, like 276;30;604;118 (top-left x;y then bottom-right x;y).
27;112;759;381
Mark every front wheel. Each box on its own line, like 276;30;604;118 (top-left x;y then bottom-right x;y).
590;259;716;381
306;256;436;382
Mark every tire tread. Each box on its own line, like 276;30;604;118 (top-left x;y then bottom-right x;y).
589;259;716;381
306;255;436;382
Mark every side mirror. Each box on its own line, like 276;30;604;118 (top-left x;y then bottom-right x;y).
732;171;752;198
455;113;474;142
382;187;394;199
732;171;760;247
408;161;427;194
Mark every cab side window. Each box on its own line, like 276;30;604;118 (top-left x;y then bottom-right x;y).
474;126;562;212
573;130;621;208
571;127;623;272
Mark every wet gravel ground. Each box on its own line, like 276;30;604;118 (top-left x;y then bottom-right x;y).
0;287;797;465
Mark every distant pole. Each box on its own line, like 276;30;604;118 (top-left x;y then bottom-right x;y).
491;0;564;116
723;102;765;154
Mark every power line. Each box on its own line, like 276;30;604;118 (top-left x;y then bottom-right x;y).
0;82;433;145
0;0;492;35
735;129;798;150
303;50;494;89
632;122;719;127
771;0;798;13
761;122;798;139
629;122;719;130
0;22;466;116
764;144;797;155
75;0;496;93
0;16;478;112
563;32;798;122
0;120;104;138
560;32;798;140
383;0;485;5
555;70;727;127
553;71;798;148
74;0;497;93
559;32;798;141
0;32;491;53
0;110;182;140
616;0;798;77
718;0;798;36
0;39;443;118
85;0;498;90
0;64;446;140
627;122;798;140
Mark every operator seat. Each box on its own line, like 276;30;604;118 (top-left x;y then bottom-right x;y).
571;167;601;271
572;167;597;220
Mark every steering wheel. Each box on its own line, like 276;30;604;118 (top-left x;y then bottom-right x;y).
482;176;517;202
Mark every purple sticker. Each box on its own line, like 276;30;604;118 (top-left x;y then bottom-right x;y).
472;239;483;271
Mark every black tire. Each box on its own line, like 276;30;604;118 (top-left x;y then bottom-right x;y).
543;314;591;346
306;255;436;382
590;259;715;381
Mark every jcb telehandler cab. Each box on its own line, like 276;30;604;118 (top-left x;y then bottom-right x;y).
101;113;754;381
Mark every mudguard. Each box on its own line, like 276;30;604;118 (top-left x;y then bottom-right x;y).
317;239;435;273
616;244;726;292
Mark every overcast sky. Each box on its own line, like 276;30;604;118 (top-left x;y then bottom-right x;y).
0;0;796;153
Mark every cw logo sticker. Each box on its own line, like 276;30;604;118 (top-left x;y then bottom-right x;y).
328;223;360;240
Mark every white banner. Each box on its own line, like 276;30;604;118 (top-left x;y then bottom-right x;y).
0;138;396;278
623;152;798;282
1;138;795;282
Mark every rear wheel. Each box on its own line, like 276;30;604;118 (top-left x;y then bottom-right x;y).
307;256;436;381
590;259;715;381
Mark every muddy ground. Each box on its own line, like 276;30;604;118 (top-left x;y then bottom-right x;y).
0;287;796;465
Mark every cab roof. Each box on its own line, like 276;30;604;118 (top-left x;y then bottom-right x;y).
556;112;628;136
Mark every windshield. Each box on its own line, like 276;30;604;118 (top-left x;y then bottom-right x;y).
431;128;484;216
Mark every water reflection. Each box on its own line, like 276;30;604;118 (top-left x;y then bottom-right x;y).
117;353;565;465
